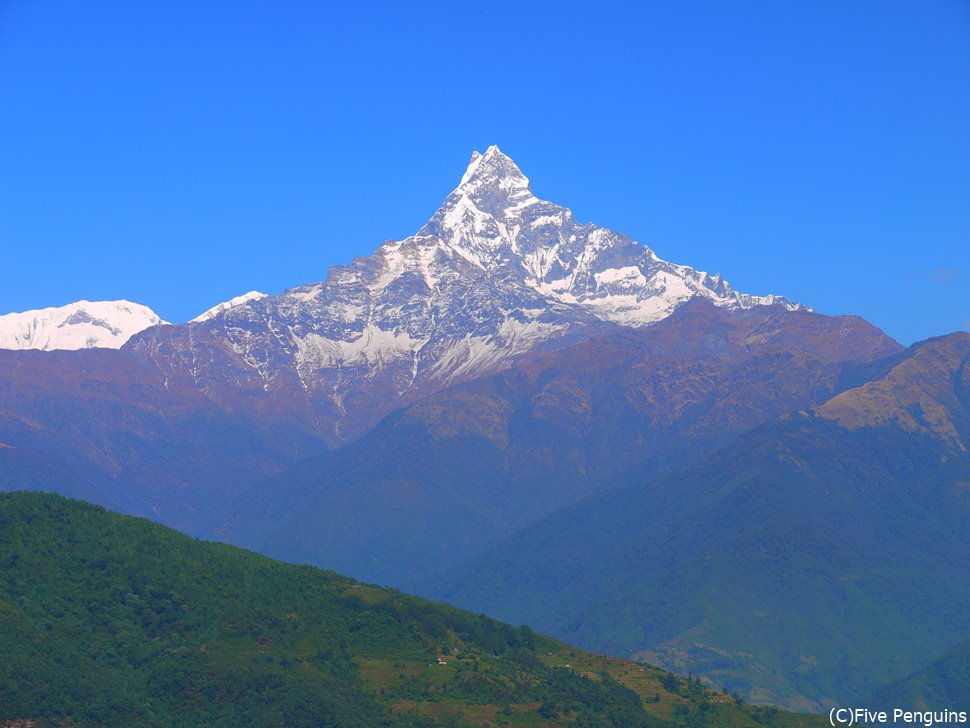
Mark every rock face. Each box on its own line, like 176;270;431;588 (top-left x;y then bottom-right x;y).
0;300;166;351
128;146;801;441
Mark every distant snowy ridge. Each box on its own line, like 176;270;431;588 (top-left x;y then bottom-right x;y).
0;300;166;351
191;291;268;323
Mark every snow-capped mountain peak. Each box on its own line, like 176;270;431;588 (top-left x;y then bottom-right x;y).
416;147;802;326
132;147;805;440
0;300;166;351
416;147;542;272
455;145;537;215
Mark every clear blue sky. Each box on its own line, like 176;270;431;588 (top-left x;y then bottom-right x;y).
1;1;967;344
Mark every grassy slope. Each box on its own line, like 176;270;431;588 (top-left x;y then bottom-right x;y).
0;492;823;728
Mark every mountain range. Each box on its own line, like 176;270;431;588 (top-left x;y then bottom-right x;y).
1;147;967;715
0;146;811;530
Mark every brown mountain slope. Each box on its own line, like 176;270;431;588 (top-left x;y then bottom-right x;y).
0;346;329;528
816;331;970;452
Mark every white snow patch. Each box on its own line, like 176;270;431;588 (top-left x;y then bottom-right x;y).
426;335;509;383
529;214;562;228
295;325;425;372
287;285;324;303
594;266;648;287
497;317;563;352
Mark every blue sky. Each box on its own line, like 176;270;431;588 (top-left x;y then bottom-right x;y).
1;1;967;344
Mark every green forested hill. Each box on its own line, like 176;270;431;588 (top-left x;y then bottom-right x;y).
0;492;823;728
